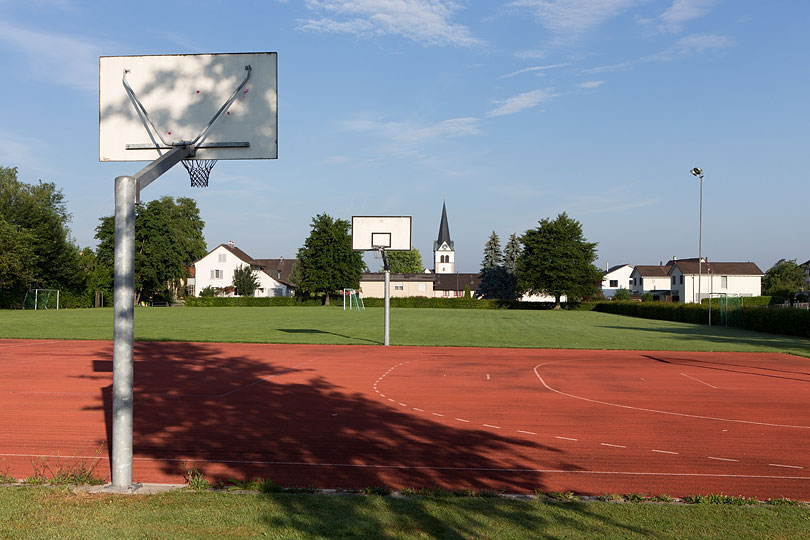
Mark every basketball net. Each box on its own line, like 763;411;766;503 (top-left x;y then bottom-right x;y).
183;159;217;187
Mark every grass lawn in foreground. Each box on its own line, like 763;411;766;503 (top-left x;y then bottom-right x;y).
0;306;807;356
0;488;808;540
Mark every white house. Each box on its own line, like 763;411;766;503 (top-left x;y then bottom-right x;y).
667;258;763;303
630;264;673;300
193;242;295;297
360;273;435;298
601;264;634;298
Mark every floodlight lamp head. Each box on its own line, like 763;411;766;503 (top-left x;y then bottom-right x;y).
690;167;703;177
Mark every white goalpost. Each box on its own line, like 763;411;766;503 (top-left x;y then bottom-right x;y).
23;289;60;310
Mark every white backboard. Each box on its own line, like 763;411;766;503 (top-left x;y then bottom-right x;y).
100;52;277;161
352;216;412;251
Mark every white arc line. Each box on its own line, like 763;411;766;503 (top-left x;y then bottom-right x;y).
555;436;577;441
534;362;810;429
483;424;501;429
601;443;626;448
455;418;470;423
708;456;738;462
652;450;679;455
769;463;803;469
680;373;717;389
412;408;424;412
517;430;536;435
432;413;444;417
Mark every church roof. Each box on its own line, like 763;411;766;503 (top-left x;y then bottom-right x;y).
434;202;454;250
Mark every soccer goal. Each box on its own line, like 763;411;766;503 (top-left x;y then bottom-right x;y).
343;288;365;310
23;289;60;310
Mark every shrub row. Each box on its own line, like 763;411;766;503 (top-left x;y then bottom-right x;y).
699;295;783;307
593;300;810;338
185;296;324;307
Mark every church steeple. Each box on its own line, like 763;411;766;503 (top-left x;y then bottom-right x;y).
433;202;455;274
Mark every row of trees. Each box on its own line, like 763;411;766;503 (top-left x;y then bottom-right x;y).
478;213;602;307
0;166;207;308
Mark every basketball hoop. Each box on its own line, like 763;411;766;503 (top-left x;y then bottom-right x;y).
182;159;217;187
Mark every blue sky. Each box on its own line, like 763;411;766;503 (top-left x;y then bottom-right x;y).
1;0;807;273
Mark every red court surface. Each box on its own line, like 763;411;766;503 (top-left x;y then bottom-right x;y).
1;339;808;499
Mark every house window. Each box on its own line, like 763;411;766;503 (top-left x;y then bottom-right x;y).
394;285;404;291
639;278;644;288
218;254;226;263
211;269;223;279
629;279;633;287
418;283;426;292
672;276;676;285
721;276;728;288
609;280;618;287
680;275;684;285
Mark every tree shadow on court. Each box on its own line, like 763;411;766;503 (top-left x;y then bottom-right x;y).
90;341;586;493
86;341;657;538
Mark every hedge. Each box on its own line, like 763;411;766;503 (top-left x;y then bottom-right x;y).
593;300;810;339
185;296;325;307
185;295;575;310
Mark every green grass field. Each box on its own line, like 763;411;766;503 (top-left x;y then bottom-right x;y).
0;306;808;356
0;488;808;540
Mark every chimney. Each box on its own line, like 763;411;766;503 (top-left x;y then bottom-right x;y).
227;240;234;248
673;256;677;261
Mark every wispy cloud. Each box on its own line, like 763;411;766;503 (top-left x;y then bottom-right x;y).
578;80;604;88
298;0;482;47
650;0;720;34
487;89;555;117
585;33;734;73
342;116;481;156
499;63;568;79
0;20;110;92
510;0;642;39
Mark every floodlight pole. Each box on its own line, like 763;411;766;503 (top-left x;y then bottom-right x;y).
380;248;390;346
111;144;192;489
690;168;704;305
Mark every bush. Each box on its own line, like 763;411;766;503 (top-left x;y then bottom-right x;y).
186;296;324;307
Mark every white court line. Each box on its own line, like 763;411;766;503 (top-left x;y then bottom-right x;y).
769;463;803;469
534;362;810;429
1;453;808;480
555;436;577;441
455;418;470;423
652;450;679;455
398;403;407;407
517;430;536;435
680;373;717;389
486;374;491;380
483;424;501;429
708;456;739;462
601;443;626;448
432;413;444;417
412;408;424;412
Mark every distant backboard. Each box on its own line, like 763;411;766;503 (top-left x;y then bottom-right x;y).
352;216;412;251
100;52;277;162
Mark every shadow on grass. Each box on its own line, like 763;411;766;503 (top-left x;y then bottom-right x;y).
260;495;656;539
598;323;810;356
278;328;380;345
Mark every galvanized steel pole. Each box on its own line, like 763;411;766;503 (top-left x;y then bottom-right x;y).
112;174;136;488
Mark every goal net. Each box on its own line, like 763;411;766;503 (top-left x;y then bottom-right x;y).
23;289;60;310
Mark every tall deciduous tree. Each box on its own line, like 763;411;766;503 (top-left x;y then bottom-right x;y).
296;213;365;305
385;248;424;273
0;166;84;307
95;196;206;304
763;259;806;299
517;212;601;308
232;264;260;296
